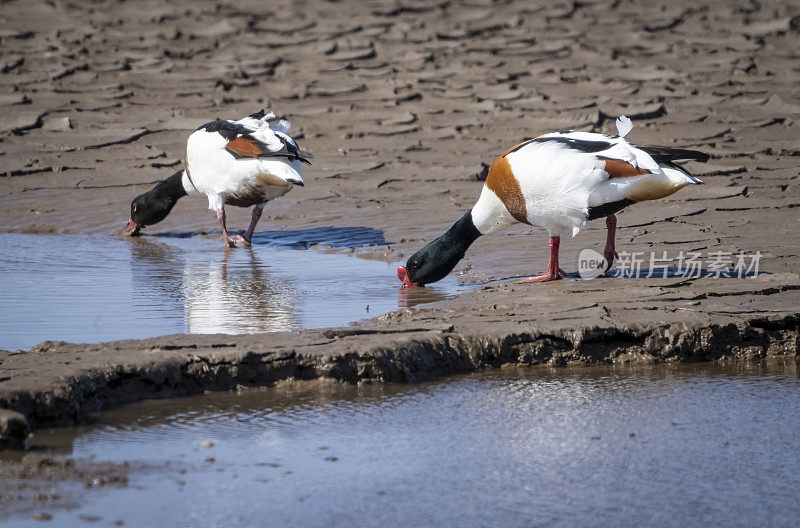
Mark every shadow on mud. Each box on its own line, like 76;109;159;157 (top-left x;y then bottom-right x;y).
498;267;762;282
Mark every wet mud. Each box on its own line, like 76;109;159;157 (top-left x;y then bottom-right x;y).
0;451;181;523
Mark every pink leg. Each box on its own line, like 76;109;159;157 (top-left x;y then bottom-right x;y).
604;214;619;269
216;207;237;248
518;236;567;283
233;205;263;246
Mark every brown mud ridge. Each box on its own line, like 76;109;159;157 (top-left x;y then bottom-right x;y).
1;0;800;443
1;298;798;445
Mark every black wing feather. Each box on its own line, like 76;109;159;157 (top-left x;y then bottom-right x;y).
532;136;614;153
274;135;313;165
502;136;614;157
199;120;312;164
197;120;252;141
639;146;709;163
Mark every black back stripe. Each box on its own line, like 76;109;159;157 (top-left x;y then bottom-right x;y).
639;146;709;162
503;135;614;157
197;120;252;141
532;136;614;153
503;138;536;156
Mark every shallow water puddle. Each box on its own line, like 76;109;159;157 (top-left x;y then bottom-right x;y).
0;233;467;351
9;361;800;527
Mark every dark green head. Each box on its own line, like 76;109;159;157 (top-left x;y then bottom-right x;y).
122;171;187;236
398;211;481;287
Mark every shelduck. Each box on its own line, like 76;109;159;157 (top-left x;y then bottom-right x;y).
122;110;311;246
397;116;709;287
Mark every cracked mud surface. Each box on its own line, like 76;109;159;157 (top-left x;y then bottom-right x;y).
1;0;799;430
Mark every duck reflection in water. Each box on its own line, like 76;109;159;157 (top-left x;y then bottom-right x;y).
128;239;298;335
396;282;454;309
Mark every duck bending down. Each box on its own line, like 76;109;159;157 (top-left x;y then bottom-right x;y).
122;110;311;247
397;116;708;287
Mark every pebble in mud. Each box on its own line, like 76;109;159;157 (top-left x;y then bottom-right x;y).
0;408;30;450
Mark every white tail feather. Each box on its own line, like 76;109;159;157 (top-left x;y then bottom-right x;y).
616;115;633;138
269;119;291;134
661;166;703;185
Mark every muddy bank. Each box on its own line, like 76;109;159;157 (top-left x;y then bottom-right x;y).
1;304;797;437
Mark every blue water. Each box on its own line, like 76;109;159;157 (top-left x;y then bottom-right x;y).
0;233;466;351
10;360;800;527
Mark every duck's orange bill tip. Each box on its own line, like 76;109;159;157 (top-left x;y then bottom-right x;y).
122;219;140;236
397;266;417;288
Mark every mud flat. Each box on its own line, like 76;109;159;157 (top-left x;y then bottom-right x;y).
1;0;800;434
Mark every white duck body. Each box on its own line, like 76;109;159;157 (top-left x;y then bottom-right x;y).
183;111;308;211
471;116;704;237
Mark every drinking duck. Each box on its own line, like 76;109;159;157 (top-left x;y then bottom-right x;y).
122;110;311;247
398;116;708;286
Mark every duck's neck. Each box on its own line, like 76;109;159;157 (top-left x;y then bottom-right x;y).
154;170;190;203
441;210;482;252
422;211;482;283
